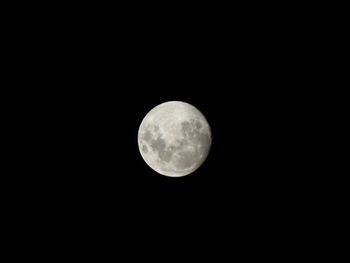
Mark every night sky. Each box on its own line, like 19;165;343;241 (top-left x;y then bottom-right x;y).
15;4;315;257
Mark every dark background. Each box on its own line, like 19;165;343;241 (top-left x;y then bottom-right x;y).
10;3;321;258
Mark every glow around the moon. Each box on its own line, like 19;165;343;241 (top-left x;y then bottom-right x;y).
138;101;211;177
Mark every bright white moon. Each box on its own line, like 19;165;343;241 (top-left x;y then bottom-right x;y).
138;101;212;177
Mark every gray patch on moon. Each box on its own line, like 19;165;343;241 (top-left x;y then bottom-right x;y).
181;121;195;139
150;136;166;152
153;125;159;132
176;150;197;169
195;120;202;129
176;139;186;148
198;132;211;153
174;119;211;168
159;149;173;162
143;129;153;142
142;145;148;153
181;120;211;153
158;144;178;163
168;145;176;152
150;136;176;163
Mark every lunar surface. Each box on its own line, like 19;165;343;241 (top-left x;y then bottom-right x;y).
138;101;211;177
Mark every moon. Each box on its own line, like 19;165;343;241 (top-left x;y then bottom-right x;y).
138;101;212;177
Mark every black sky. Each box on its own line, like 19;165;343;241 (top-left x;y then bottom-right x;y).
15;4;317;256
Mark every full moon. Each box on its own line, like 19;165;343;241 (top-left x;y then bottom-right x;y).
138;101;212;177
